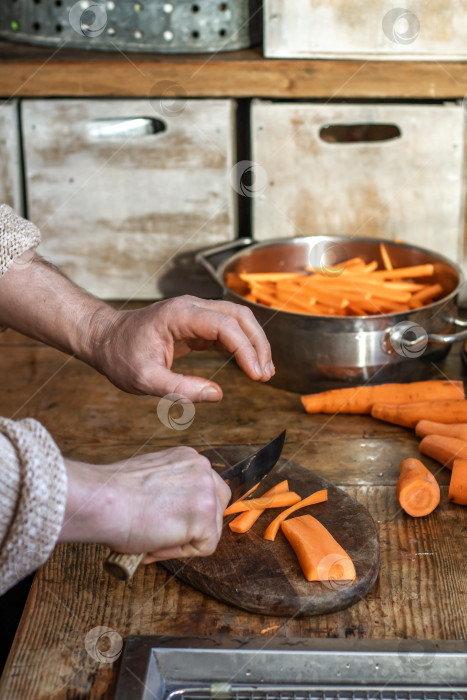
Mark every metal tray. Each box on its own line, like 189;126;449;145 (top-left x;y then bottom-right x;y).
114;635;467;700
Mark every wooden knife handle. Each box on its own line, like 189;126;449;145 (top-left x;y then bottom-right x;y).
104;551;145;581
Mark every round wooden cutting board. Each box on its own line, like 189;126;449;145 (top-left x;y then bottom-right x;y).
161;445;380;617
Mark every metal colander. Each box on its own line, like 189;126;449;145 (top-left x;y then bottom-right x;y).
0;0;262;53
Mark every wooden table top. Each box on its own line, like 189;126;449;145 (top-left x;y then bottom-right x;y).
0;326;465;699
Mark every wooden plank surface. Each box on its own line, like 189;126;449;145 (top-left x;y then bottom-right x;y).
0;326;465;699
2;42;467;99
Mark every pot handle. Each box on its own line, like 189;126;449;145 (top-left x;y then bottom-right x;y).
196;238;254;286
383;315;467;356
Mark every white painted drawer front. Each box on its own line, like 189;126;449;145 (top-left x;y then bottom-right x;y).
22;99;236;299
252;101;465;263
0;101;22;213
265;0;467;60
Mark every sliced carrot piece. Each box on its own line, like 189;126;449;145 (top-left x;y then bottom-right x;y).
418;434;467;470
449;459;467;505
229;480;289;533
415;420;467;442
397;458;440;517
263;489;328;541
380;243;393;271
224;491;301;516
371;264;434;279
281;514;356;582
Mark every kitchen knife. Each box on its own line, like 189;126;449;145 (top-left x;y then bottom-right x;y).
104;430;286;581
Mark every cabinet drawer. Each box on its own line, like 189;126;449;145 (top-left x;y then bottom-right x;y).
265;0;467;60
22;99;237;299
252;101;465;263
0;100;22;213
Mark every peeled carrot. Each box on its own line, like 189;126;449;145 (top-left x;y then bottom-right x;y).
380;243;393;271
397;458;440;517
415;420;467;442
224;491;301;516
448;459;467;505
372;399;467;429
229;480;289;533
301;380;464;415
281;515;356;582
263;489;328;541
371;264;434;279
418;434;467;470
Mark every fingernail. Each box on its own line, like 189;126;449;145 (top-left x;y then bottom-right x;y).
254;362;262;378
200;386;221;402
266;361;274;377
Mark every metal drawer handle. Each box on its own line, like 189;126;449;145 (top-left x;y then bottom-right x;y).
86;117;166;139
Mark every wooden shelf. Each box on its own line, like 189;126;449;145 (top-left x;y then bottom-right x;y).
1;40;467;99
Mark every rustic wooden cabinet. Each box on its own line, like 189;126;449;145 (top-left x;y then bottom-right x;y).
21;98;237;299
252;101;466;263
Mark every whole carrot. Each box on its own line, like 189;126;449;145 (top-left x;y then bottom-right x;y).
371;400;467;429
449;460;467;505
419;434;467;470
415;420;467;442
302;381;464;415
397;458;440;517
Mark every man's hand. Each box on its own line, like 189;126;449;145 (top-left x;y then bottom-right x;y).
84;296;274;402
0;252;274;401
60;447;231;560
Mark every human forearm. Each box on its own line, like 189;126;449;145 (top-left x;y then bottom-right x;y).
0;250;115;361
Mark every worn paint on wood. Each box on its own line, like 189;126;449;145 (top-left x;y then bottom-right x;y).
252;102;465;263
265;0;467;60
0;327;465;698
22;99;237;299
0;100;22;212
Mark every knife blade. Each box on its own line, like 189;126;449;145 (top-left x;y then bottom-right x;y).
104;430;286;581
221;429;286;504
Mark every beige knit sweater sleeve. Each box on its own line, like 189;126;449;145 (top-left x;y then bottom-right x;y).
0;205;68;595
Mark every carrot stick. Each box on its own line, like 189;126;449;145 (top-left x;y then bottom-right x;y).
239;272;303;282
263;489;328;541
415;420;467;442
408;283;443;308
301;380;464;415
371;399;467;429
380;243;393;271
418;434;467;470
228;480;289;533
281;515;356;582
397;458;440;517
224;491;301;516
371;264;435;279
448;459;467;505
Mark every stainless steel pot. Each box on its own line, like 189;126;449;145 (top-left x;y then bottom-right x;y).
197;236;467;393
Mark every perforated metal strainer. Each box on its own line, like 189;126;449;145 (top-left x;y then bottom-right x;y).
0;0;262;53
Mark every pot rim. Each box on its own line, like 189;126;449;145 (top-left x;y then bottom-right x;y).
217;235;463;320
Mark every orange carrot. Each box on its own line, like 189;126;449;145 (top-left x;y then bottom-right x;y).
281;515;356;582
418;434;467;470
229;480;289;533
408;283;443;308
301;380;464;415
448;459;467;505
263;489;328;541
372;399;467;429
224;491;301;516
415;420;467;442
397;458;440;517
260;625;279;634
380;243;393;271
371;264;435;279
